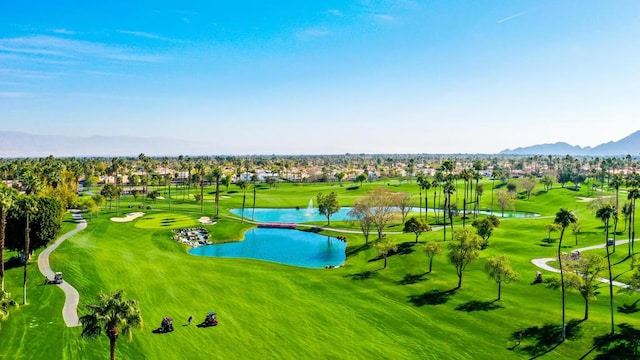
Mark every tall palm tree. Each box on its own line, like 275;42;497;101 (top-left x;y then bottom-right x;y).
0;185;17;291
628;186;640;255
166;173;174;211
595;203;616;335
20;195;38;305
238;180;248;223
251;173;259;221
212;168;222;218
80;289;143;360
195;162;206;214
554;208;578;341
416;174;424;219
422;178;431;224
610;174;623;252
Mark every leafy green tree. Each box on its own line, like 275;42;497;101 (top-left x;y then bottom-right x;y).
495;190;514;217
80;289;143;360
317;192;340;226
423;241;442;273
403;216;431;243
0;185;17;291
335;172;345;187
541;174;555;191
484;255;519;300
101;184;117;210
554;208;578;340
571;221;582;246
355;173;367;186
448;228;482;289
564;253;606;320
521;177;537;200
595;203;616;334
375;237;398;269
546;223;561;243
472;215;500;249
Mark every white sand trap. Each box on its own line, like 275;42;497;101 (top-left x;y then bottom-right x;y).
199;216;217;225
221;196;231;199
576;196;612;203
111;212;145;222
156;196;165;200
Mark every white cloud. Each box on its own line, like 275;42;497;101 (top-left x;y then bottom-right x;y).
327;9;344;17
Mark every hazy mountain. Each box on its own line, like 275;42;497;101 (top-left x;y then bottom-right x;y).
0;131;213;158
500;130;640;156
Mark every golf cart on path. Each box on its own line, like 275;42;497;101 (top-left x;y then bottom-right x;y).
44;272;63;285
203;311;218;327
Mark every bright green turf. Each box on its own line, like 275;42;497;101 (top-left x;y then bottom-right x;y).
1;180;640;359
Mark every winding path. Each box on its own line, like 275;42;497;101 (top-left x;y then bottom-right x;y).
37;210;87;327
531;239;634;289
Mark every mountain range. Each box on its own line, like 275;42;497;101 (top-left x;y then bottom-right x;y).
499;130;640;156
1;130;639;157
0;131;213;158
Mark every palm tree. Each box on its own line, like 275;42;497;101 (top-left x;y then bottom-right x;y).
238;180;248;223
0;185;17;291
416;174;424;219
80;289;143;360
195;162;206;214
212;168;222;218
554;208;578;341
628;187;640;255
610;174;623;252
595;204;616;334
251;173;259;221
19;195;38;304
422;178;431;224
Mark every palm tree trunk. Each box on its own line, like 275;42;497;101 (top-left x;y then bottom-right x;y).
0;211;5;291
425;193;429;224
23;213;30;305
558;229;566;340
215;179;220;218
109;336;117;360
605;224;615;334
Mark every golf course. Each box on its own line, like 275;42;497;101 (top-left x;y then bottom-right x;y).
1;178;640;359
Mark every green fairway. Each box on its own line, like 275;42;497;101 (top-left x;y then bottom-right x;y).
2;180;640;359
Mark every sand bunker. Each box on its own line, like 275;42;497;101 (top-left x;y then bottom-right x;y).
111;212;145;222
576;196;613;203
198;216;217;225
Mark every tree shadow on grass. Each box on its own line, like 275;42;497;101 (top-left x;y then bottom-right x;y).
369;242;416;263
395;272;428;285
346;243;371;257
618;300;640;314
455;300;504;312
345;270;378;281
408;288;457;306
510;319;583;358
588;323;640;359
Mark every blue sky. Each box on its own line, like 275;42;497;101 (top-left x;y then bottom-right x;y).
1;1;639;154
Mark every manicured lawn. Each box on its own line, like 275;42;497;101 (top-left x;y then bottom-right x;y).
1;181;640;359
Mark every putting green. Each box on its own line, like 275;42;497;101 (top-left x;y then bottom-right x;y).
133;213;198;229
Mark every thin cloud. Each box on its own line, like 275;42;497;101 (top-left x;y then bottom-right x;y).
371;14;397;22
117;30;176;42
0;92;31;98
0;35;165;63
327;9;344;17
497;11;527;24
52;28;75;35
296;27;331;40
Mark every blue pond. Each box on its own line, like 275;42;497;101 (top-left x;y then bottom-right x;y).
188;228;346;269
230;207;538;223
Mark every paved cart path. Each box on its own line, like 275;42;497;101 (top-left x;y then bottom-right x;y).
531;239;634;290
37;210;87;327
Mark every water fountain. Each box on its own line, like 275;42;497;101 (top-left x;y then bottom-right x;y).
305;199;314;216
